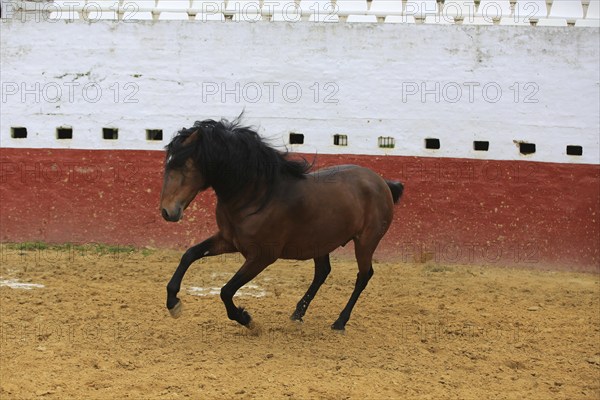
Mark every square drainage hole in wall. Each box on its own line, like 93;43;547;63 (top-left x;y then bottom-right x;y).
474;141;489;151
425;138;440;150
146;129;163;141
11;127;27;139
519;142;536;155
334;134;348;146
566;145;583;156
103;128;119;140
378;137;395;149
289;133;304;145
57;127;73;139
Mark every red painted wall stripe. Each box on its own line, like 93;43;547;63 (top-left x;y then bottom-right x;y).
1;149;598;272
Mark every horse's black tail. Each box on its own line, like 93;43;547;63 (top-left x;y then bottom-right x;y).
386;181;404;204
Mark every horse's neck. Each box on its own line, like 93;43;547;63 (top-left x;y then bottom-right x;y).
214;180;271;213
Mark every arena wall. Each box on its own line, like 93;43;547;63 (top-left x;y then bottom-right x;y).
1;19;599;271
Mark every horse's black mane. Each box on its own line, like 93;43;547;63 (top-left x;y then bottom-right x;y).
165;117;311;210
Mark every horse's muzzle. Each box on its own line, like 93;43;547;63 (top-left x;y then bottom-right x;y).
162;207;182;222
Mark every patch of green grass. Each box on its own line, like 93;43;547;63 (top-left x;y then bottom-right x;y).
423;264;453;273
4;241;49;251
2;242;146;255
91;244;136;255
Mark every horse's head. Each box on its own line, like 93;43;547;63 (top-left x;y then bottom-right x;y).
160;117;311;221
160;130;207;222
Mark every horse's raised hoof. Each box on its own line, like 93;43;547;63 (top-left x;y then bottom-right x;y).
168;301;183;319
237;306;252;325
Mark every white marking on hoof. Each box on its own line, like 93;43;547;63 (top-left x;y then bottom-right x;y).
169;301;183;319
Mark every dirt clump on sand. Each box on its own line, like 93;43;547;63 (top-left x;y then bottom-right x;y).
0;246;599;399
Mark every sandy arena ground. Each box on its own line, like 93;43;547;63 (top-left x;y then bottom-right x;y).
0;245;598;399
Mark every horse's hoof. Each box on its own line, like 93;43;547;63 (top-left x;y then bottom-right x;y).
331;321;346;331
169;301;183;319
246;320;262;336
290;313;304;323
237;306;251;325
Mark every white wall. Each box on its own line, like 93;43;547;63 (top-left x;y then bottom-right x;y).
1;20;599;164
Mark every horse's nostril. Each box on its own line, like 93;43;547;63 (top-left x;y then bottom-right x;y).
162;208;170;221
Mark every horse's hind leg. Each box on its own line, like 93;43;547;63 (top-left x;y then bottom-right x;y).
291;255;331;322
331;242;375;331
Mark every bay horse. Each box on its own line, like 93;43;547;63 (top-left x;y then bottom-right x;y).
160;118;403;331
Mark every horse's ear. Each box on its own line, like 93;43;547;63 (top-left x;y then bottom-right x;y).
198;119;221;132
181;130;199;146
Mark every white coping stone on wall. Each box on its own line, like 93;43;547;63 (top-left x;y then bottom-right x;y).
0;21;598;165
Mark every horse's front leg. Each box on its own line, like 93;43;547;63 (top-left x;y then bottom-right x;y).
166;233;235;318
220;257;273;329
